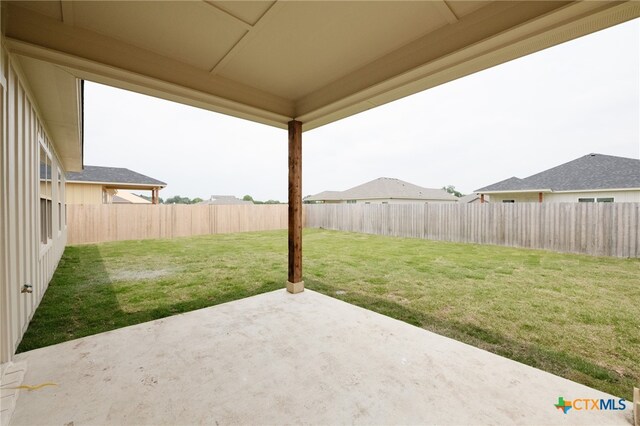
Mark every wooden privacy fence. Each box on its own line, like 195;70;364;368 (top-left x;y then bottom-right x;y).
67;204;288;245
305;203;640;258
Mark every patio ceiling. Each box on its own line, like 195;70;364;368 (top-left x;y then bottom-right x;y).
4;1;639;143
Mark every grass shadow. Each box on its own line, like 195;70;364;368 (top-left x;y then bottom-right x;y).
17;244;283;353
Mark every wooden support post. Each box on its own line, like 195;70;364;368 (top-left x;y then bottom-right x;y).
480;194;485;204
538;192;543;203
287;120;303;293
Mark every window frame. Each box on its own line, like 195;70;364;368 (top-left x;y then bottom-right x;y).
57;167;63;234
39;135;53;251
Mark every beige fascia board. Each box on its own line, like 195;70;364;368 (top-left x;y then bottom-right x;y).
551;188;640;194
4;5;294;128
298;1;640;130
68;181;166;189
478;189;552;194
8;39;292;130
480;187;640;194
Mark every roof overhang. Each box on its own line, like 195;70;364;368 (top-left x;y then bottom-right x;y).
477;189;553;194
67;181;166;190
478;187;640;194
551;187;640;193
3;1;638;138
10;53;83;171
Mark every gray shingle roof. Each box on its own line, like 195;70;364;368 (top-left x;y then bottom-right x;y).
307;177;457;201
198;195;253;205
476;154;640;192
458;193;489;203
66;165;166;187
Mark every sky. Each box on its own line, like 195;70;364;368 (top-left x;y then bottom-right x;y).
84;18;640;202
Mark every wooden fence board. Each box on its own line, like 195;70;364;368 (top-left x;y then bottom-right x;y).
68;204;288;245
306;203;640;258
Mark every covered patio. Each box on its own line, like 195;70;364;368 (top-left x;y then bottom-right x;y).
3;290;633;425
2;1;639;424
4;0;639;296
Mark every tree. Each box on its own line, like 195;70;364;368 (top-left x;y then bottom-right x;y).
242;195;254;202
191;197;203;204
165;195;192;204
442;185;464;198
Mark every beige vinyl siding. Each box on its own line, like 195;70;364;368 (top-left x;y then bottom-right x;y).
65;182;106;205
546;190;640;203
489;193;541;203
489;190;640;203
0;43;67;363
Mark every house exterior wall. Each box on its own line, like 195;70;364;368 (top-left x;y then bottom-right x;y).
1;42;67;363
546;190;640;203
489;190;640;203
66;183;106;204
488;193;542;203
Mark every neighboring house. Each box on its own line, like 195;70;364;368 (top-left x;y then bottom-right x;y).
198;195;253;205
476;154;640;203
458;193;489;204
66;166;166;205
112;192;152;204
307;177;458;204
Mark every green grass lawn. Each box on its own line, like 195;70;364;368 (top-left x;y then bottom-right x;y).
18;229;640;400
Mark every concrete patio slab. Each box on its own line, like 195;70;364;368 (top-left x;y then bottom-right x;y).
2;290;634;425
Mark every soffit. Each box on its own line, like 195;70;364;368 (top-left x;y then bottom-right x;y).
3;0;639;134
14;55;82;171
216;1;453;100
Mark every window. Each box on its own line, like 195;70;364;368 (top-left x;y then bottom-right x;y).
39;139;52;245
502;200;515;203
597;197;614;203
57;168;63;232
346;200;356;204
382;202;388;205
578;198;595;203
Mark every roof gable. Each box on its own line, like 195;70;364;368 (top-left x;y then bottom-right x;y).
198;195;253;205
308;177;457;201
